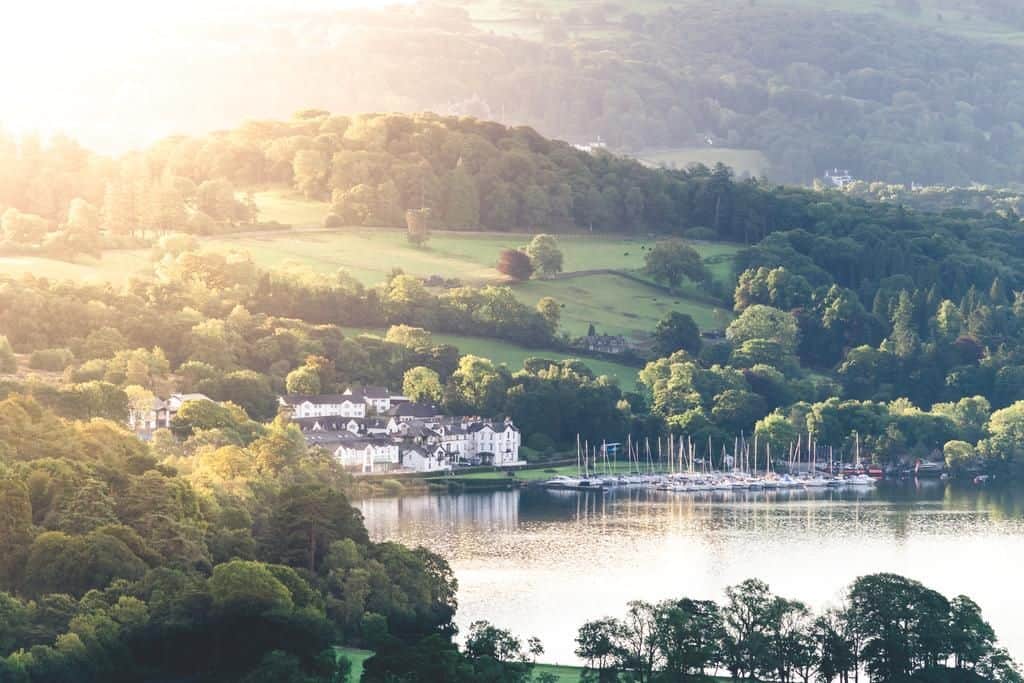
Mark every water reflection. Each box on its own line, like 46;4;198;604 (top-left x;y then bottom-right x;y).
360;483;1024;665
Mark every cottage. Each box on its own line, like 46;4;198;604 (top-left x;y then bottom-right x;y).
129;393;214;435
580;333;628;354
402;445;450;472
335;438;401;473
304;430;401;474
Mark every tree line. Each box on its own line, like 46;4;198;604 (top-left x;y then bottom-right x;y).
572;574;1019;683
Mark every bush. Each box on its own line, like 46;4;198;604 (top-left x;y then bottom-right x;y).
379;479;404;496
323;213;344;228
29;348;75;372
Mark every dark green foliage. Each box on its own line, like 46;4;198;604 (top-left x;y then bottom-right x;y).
575;574;1017;683
653;312;702;357
644;239;710;288
264;485;368;573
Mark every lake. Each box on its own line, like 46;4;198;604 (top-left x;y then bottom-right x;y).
359;482;1024;665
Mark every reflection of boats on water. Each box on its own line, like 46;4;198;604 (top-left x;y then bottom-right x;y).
914;460;946;478
542;475;606;491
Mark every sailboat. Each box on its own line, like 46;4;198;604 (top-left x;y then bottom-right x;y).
845;433;876;487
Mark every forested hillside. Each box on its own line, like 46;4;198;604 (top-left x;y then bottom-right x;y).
5;110;1024;312
28;0;1024;185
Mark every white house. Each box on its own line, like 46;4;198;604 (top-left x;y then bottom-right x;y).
356;386;408;414
129;393;213;434
390;417;523;467
333;438;401;473
281;387;409;420
281;394;367;419
296;400;524;472
402;445;450;472
823;168;855;189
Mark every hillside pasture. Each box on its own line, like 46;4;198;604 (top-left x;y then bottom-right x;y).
343;326;643;388
0;250;152;285
512;274;732;337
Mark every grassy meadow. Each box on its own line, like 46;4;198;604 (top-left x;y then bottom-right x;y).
343;327;643;388
512;274;730;337
1;189;735;383
0;250;152;285
219;190;739;340
335;646;730;682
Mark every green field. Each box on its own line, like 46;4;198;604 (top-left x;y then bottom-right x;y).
237;191;740;282
0;250;152;284
336;647;374;681
512;274;731;337
208;228;736;289
344;327;643;388
216;191;739;341
335;646;729;682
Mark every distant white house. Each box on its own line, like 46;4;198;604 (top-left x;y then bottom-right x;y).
303;430;401;474
281;394;368;419
824;168;855;189
129;393;213;434
402;445;450;472
574;137;608;154
280;386;408;420
294;399;524;473
335;438;401;473
388;412;523;467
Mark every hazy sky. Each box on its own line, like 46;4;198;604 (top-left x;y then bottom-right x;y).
1;0;409;153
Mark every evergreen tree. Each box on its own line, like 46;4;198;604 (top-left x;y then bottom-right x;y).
888;290;920;359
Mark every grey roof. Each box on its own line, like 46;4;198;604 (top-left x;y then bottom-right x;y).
360;385;391;399
387;402;443;418
304;430;358;447
293;416;354;431
467;420;519;433
282;393;364;406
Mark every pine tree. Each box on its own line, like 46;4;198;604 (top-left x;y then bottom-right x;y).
889;290;920;359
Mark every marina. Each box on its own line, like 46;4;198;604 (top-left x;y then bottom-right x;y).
540;433;883;492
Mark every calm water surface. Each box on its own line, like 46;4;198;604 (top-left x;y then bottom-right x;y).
359;482;1024;664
